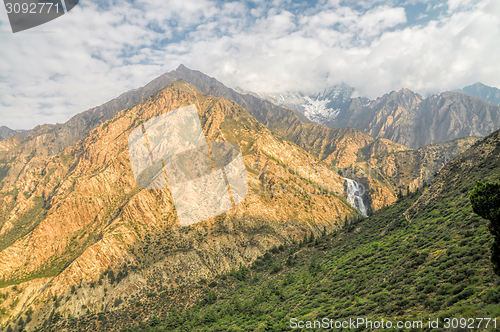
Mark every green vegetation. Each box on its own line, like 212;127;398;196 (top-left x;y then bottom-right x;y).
59;152;74;167
5;86;500;332
43;185;500;331
470;178;500;275
34;125;500;331
0;165;10;184
0;196;46;253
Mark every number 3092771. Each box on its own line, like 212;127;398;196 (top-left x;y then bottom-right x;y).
5;2;60;14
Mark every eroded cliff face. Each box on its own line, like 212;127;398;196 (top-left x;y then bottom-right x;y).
363;136;482;193
0;83;358;330
336;136;481;213
330;88;500;149
405;130;500;221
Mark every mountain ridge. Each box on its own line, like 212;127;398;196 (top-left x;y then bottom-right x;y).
256;86;500;149
0;82;361;331
0;126;29;142
0;69;497;331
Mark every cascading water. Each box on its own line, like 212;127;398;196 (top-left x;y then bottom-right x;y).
344;178;368;217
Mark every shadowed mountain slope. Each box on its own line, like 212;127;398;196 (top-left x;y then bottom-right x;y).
0;127;17;142
331;89;500;149
257;86;500;149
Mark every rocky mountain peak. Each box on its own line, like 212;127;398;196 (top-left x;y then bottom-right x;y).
384;88;423;107
0;126;27;142
457;82;500;105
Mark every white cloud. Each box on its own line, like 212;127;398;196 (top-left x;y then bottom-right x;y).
0;0;499;129
447;0;477;12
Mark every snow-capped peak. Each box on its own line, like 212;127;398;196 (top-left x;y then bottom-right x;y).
253;84;356;126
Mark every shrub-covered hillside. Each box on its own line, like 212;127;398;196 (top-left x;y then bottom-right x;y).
36;131;500;332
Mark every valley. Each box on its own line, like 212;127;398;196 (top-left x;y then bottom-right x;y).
36;127;500;332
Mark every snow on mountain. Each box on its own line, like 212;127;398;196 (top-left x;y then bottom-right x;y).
251;84;356;126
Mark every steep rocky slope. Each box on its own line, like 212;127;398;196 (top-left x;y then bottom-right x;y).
41;129;500;332
5;65;479;217
0;66;404;220
0;66;375;192
355;137;410;162
330;89;500;148
0;127;17;142
0;83;360;331
334;136;480;211
0;127;29;142
252;83;355;126
135;65;378;168
257;86;500;149
360;136;482;196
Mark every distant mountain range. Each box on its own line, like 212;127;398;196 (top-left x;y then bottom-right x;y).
254;84;500;149
243;83;355;126
456;82;500;106
0;126;28;141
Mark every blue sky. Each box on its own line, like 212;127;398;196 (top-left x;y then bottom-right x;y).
1;0;499;129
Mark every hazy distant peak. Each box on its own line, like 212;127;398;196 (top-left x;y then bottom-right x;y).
456;82;500;106
0;126;22;141
176;64;188;70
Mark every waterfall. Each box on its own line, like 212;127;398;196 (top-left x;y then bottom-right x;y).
344;178;368;217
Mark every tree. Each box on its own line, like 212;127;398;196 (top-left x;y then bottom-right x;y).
18;317;24;329
149;315;161;327
207;291;217;304
308;232;315;244
470;179;500;276
107;269;115;284
367;205;374;217
397;189;403;200
308;259;322;277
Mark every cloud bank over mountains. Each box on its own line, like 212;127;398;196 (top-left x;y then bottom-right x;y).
0;0;499;129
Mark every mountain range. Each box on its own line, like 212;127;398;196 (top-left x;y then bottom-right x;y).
255;84;500;149
245;83;355;126
0;82;362;330
1;66;500;331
